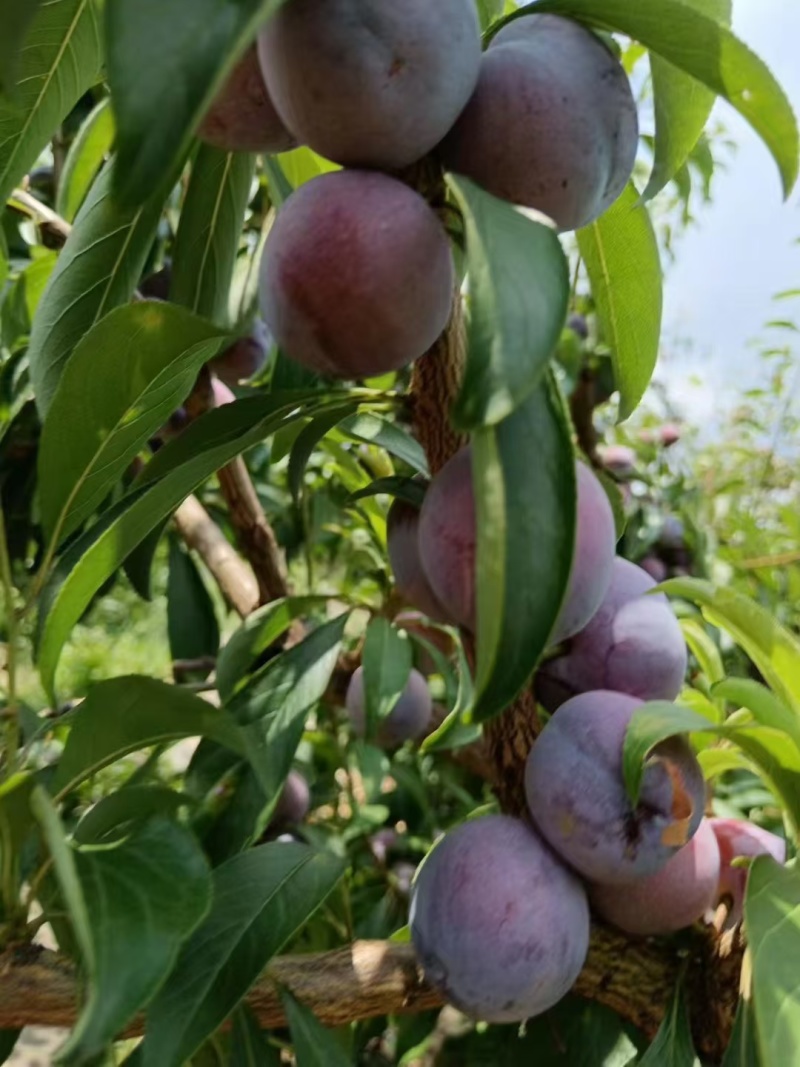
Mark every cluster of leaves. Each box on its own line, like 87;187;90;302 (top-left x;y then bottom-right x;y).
0;0;798;1064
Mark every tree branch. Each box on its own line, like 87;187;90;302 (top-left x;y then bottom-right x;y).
0;931;740;1059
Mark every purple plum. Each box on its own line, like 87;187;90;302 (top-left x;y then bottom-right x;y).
346;666;432;747
258;0;481;169
388;500;450;623
525;690;706;885
198;45;296;154
439;15;638;231
259;170;454;379
211;319;272;385
271;770;311;827
590;818;721;935
537;558;688;709
710;817;787;927
410;814;589;1022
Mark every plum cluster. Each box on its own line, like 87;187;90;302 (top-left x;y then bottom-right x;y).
400;455;786;1022
200;3;639;380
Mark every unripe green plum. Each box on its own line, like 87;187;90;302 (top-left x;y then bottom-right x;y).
198;45;296;153
709;817;787;927
410;815;589;1022
537;558;688;709
439;15;638;231
259;171;454;379
590;818;720;935
525;690;705;885
258;0;481;169
346;666;433;747
417;451;615;639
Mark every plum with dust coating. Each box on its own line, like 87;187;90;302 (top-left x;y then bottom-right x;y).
259;170;454;379
410;814;589;1022
198;45;296;154
258;0;481;169
388;499;449;623
525;690;705;885
537;557;688;710
418;450;615;640
346;666;432;747
590;818;721;935
709;817;787;927
439;14;638;231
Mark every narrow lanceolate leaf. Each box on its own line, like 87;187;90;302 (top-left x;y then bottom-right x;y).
745;858;800;1066
170;146;256;325
231;1008;280;1067
645;0;733;200
0;0;43;91
472;375;575;720
28;159;181;419
525;0;800;197
52;676;245;798
638;983;700;1065
31;787;94;967
142;844;346;1067
720;998;762;1067
105;0;288;209
362;618;413;738
661;578;800;714
281;991;351;1067
34;394;331;699
56;97;116;223
167;539;220;667
38;303;227;547
57;820;212;1067
0;0;103;205
577;183;663;421
230;615;348;809
448;176;570;429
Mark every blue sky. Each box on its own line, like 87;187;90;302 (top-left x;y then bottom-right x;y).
655;0;800;421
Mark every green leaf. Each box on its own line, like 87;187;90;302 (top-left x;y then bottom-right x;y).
231;1007;280;1067
721;997;762;1067
447;176;570;429
142;843;346;1067
167;539;220;668
31;787;94;966
0;0;43;91
0;1031;19;1066
38;302;227;546
170;146;256;325
622;700;800;833
0;0;103;206
0;773;36;901
577;183;663;420
277;147;339;191
680;617;725;686
527;0;799;198
56;97;115;223
713;678;800;752
230;616;348;807
28;159;182;418
74;785;193;844
661;578;800;714
281;990;351;1067
638;983;700;1065
34;393;331;698
472;375;576;720
362;618;413;738
745;858;800;1066
645;0;733;200
347;477;427;510
52;676;245;798
57;819;212;1066
339;413;428;475
289;403;361;502
105;0;287;209
216;596;329;702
